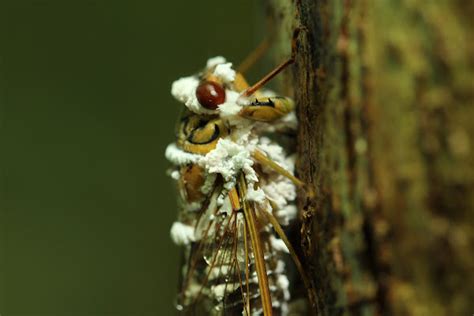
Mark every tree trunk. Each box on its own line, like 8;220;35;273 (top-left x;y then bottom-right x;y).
265;1;474;315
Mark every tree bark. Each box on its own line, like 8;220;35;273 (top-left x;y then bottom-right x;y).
265;1;474;315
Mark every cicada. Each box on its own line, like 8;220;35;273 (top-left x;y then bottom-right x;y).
166;30;311;315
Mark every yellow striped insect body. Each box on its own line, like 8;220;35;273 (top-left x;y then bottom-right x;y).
166;40;305;315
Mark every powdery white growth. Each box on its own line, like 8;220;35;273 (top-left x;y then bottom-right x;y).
170;60;241;116
246;186;267;205
184;201;202;212
262;179;296;210
279;111;298;130
208;264;232;280
212;283;239;301
181;283;201;304
234;130;255;146
218;90;241;115
275;260;286;274
271;273;291;316
165;143;200;165
217;195;232;216
258;137;291;167
277;274;291;301
206;56;226;68
218;101;241;118
258;137;293;170
170;76;198;109
229;129;260;156
216;193;226;206
170;170;180;180
256;137;296;206
170;222;195;246
285;154;297;173
200;173;217;195
217;90;252;129
199;139;258;190
270;235;289;253
171;76;215;114
213;63;236;83
275;204;298;226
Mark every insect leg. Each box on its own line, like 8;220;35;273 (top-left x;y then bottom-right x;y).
252;149;305;188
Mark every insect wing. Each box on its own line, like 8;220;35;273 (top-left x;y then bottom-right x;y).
177;187;250;315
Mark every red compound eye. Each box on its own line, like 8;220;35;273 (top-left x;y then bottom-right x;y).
195;81;226;110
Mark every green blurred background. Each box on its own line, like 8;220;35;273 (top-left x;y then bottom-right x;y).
0;1;259;315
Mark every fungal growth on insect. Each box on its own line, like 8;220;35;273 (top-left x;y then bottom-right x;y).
166;50;305;315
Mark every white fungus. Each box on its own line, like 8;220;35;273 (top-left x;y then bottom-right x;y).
199;139;258;190
200;173;217;195
184;201;203;212
218;101;241;119
206;56;226;68
275;204;298;226
165;143;200;165
277;274;291;301
217;196;232;216
211;283;238;301
218;90;241;116
275;260;286;274
213;62;236;83
170;222;195;246
170;170;180;180
279;111;298;130
270;235;289;253
246;186;267;205
258;137;293;170
262;179;296;210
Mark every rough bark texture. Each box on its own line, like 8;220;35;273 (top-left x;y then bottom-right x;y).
265;1;474;315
